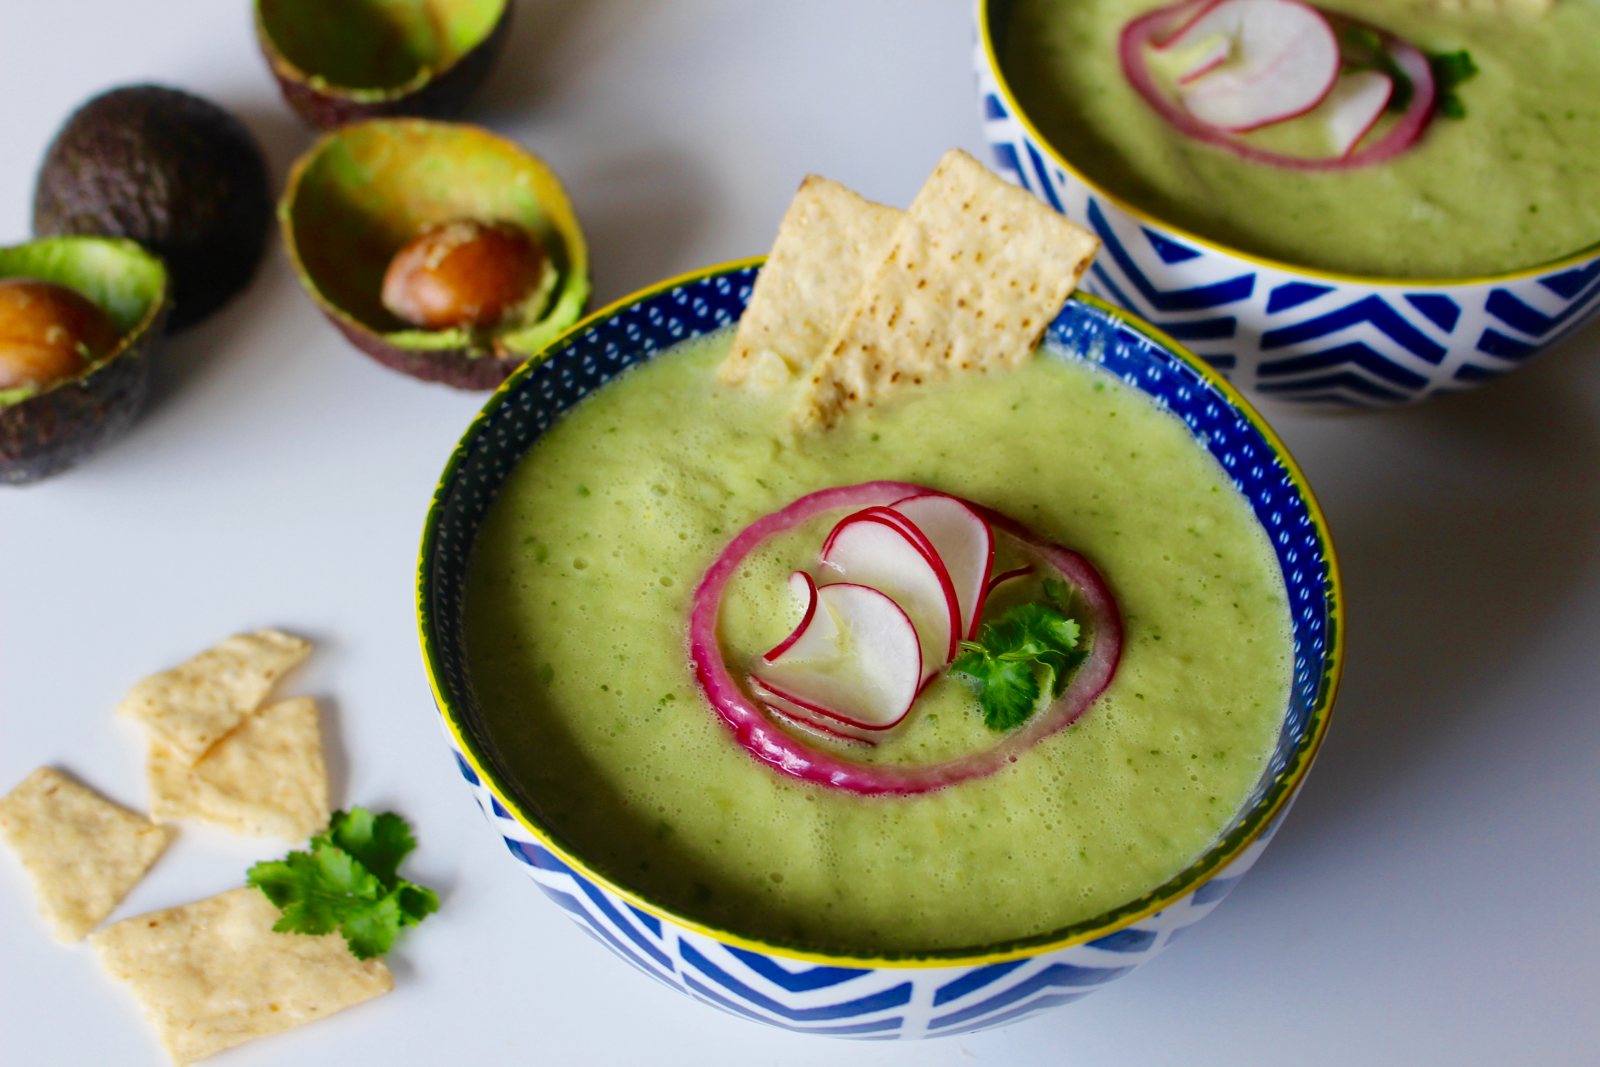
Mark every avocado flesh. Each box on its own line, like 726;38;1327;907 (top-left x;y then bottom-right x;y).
283;120;590;385
259;0;505;98
0;237;169;484
0;238;167;405
32;85;270;332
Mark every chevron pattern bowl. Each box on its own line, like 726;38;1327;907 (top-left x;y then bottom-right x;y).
418;261;1343;1038
975;1;1600;408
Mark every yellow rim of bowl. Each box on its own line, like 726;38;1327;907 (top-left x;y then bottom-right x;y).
417;258;1346;969
976;0;1600;288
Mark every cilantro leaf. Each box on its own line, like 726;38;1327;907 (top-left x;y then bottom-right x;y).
1429;49;1477;120
950;591;1086;732
247;807;437;961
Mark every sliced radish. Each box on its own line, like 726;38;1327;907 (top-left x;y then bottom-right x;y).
752;582;922;735
1321;69;1393;157
984;565;1035;604
752;679;880;745
762;571;834;663
1169;0;1340;132
890;493;995;640
1121;2;1437;171
819;507;961;679
688;482;1124;796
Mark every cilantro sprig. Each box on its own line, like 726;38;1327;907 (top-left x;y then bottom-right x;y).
248;807;439;960
950;579;1087;732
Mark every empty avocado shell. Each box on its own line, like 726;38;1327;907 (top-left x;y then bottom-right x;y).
0;237;170;485
280;119;589;388
255;0;512;129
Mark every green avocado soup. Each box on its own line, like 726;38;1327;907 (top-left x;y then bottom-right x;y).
464;332;1292;954
998;0;1600;278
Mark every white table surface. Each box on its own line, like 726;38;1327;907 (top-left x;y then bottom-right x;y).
3;2;1598;1064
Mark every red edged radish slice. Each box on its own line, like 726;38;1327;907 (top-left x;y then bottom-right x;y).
1121;3;1436;170
1172;0;1340;132
890;493;995;640
762;571;836;663
820;508;961;677
984;565;1036;603
751;582;922;733
688;482;1124;796
1322;70;1393;157
1154;0;1226;48
752;680;879;745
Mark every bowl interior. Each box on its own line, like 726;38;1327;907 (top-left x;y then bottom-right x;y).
420;262;1341;962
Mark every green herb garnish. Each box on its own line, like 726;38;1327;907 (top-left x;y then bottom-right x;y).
950;579;1086;732
247;807;439;960
1429;49;1478;119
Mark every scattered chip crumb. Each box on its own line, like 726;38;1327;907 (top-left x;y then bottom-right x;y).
148;696;330;840
91;887;392;1065
117;630;311;765
798;149;1099;429
720;175;901;387
0;768;172;942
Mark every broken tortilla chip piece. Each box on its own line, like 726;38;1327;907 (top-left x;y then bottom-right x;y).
0;768;172;942
798;149;1099;429
720;176;901;387
147;696;330;840
91;887;392;1065
118;630;311;765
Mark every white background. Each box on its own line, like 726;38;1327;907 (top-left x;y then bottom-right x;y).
2;2;1598;1065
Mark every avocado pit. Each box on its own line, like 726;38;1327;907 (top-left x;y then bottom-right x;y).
382;220;547;330
0;279;121;391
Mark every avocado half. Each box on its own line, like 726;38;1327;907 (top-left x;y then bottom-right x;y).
256;0;511;129
280;120;589;389
0;237;170;485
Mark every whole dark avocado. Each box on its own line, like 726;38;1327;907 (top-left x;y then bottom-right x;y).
32;85;271;332
0;237;170;485
255;0;511;129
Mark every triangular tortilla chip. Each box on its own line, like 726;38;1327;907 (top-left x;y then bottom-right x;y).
720;176;901;387
117;630;311;764
147;696;330;840
0;768;172;941
91;887;392;1065
799;149;1099;428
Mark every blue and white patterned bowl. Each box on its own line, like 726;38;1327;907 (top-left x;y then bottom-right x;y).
417;261;1344;1038
975;0;1600;408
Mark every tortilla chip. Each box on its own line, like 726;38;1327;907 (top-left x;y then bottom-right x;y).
91;887;392;1065
0;768;172;942
148;697;330;840
798;149;1099;429
720;176;901;387
118;630;311;765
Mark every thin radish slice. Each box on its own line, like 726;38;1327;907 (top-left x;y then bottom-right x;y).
820;508;961;678
1321;70;1393;157
890;493;995;640
752;582;922;734
984;565;1036;604
753;680;880;745
762;571;834;663
1168;0;1340;133
688;482;1123;796
1121;2;1437;170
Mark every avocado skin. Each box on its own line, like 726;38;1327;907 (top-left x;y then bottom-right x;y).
0;303;169;485
31;86;271;333
331;315;523;389
264;4;511;130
